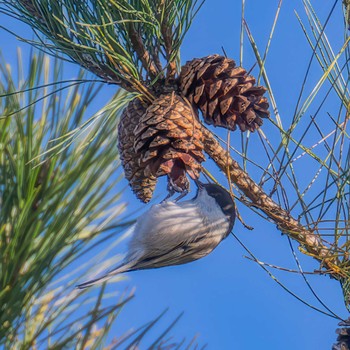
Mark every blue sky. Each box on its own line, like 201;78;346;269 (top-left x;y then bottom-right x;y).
0;1;348;349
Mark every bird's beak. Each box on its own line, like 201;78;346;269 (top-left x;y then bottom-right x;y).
194;178;204;190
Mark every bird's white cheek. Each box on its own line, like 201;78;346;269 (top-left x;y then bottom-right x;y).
211;218;230;239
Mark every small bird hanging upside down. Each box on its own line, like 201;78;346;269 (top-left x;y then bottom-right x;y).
77;181;235;289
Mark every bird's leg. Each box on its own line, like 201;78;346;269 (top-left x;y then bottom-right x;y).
161;176;178;202
163;175;190;202
194;177;204;189
174;189;188;202
161;188;175;202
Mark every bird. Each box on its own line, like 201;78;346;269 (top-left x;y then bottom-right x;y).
77;181;235;289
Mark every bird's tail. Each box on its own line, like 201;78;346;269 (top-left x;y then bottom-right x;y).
76;258;137;289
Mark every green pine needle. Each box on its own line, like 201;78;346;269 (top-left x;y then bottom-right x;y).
0;0;204;95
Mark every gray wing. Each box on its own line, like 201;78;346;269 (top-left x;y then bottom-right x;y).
127;233;218;270
77;199;227;288
126;199;228;270
128;200;205;255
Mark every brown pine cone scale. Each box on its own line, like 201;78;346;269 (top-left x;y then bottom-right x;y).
134;93;205;196
179;54;270;132
117;98;157;203
118;93;205;203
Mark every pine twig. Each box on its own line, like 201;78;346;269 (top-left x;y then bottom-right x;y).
161;20;177;82
201;125;345;280
127;22;159;80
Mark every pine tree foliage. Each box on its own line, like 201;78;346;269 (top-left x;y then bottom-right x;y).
0;0;203;96
0;51;200;349
0;0;349;347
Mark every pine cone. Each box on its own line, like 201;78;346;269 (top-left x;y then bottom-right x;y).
134;93;205;197
179;54;270;132
333;320;350;350
118;98;157;203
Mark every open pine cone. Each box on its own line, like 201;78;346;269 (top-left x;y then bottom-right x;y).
118;93;205;203
118;98;157;203
179;54;270;132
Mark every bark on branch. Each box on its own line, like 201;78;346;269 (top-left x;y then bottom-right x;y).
128;23;159;80
201;125;345;280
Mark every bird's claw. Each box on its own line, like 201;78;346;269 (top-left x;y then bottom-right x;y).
162;176;190;202
174;190;188;202
161;190;175;202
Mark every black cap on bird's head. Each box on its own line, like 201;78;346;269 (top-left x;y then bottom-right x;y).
195;180;236;233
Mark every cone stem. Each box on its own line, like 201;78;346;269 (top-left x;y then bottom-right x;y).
128;23;159;80
201;125;344;280
159;3;177;82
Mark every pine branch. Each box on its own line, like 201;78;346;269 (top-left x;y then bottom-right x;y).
127;21;160;80
5;0;348;315
159;1;177;81
1;0;203;94
201;125;345;281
